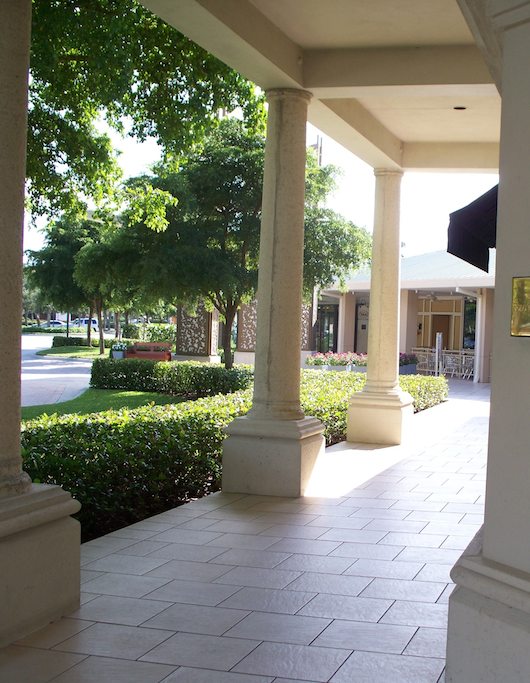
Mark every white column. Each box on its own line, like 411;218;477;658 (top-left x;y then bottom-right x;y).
347;169;413;444
0;0;81;647
446;5;530;681
222;88;324;497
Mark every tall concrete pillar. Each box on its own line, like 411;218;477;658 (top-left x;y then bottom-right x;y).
446;6;530;681
0;0;81;647
222;88;324;497
347;169;413;444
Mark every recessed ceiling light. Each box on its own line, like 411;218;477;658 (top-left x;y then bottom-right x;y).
453;106;467;110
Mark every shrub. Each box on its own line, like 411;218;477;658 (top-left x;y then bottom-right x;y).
399;374;449;411
90;358;254;397
122;322;176;344
22;392;252;540
21;370;447;540
52;336;135;349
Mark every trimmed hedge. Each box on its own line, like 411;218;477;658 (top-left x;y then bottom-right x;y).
22;392;252;540
52;336;135;349
21;371;447;540
90;358;254;397
122;322;176;344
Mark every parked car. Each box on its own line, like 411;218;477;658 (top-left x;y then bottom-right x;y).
41;320;66;328
71;318;99;331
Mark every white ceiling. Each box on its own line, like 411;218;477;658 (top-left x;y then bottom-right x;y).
142;0;500;170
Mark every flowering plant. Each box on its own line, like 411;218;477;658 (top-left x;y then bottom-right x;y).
350;353;368;366
111;341;128;352
327;352;352;366
399;353;417;366
306;352;329;366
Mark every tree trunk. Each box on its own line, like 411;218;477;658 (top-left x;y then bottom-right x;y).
222;305;238;369
87;305;93;346
95;299;105;354
66;312;70;338
124;311;129;326
114;312;121;339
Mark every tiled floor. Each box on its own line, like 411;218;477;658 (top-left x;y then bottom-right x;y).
1;379;490;682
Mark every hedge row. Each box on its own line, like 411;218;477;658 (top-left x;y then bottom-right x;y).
21;372;447;540
22;392;252;540
91;358;254;397
52;336;136;349
122;322;176;344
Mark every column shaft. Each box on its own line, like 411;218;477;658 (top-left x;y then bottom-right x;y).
222;88;325;497
346;169;413;445
0;0;31;496
251;88;310;421
365;170;403;393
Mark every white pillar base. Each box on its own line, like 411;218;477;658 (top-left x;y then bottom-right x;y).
0;484;81;647
447;527;530;682
347;390;413;445
222;416;325;497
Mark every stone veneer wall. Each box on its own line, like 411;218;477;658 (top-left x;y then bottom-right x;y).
237;300;314;352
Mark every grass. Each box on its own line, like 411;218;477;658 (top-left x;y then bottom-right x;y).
21;388;181;421
36;346;104;359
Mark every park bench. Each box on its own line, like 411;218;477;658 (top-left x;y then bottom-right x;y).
124;342;172;361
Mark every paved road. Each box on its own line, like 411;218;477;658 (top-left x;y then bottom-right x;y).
21;335;92;407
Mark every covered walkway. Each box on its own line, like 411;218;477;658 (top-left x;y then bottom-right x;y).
0;380;488;682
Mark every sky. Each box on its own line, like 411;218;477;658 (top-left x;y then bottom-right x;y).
24;122;498;258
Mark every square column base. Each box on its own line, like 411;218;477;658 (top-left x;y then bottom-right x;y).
447;527;530;682
347;390;413;445
222;416;325;497
0;484;81;647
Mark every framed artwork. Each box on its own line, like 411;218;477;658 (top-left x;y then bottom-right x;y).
511;277;530;336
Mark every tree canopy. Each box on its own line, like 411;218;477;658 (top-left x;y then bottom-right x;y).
28;0;265;217
119;119;372;366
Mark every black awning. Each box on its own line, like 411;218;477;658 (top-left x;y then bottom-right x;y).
447;184;498;272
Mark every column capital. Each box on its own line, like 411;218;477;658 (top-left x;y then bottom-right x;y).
373;167;404;178
265;88;312;105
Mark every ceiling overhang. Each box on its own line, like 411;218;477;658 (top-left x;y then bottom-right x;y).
142;0;501;171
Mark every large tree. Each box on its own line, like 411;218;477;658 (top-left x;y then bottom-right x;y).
122;120;372;367
28;0;264;217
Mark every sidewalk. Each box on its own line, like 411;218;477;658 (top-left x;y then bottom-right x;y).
2;379;489;682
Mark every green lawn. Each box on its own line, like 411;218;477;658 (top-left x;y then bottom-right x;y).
36;346;104;359
21;388;181;421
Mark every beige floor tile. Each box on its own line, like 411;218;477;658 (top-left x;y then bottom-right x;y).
286;571;372;597
207;533;282;550
16;619;94;649
148;542;226;562
330;651;445;683
81;572;171;598
150;529;223;545
233;641;350;681
0;645;85;683
265;538;341;556
145;578;242;605
218;586;316;614
404;627;447;658
70;595;173;626
330;542;404;560
145;558;233;582
360;577;446;603
380;600;448;628
210;548;292;569
259;524;330;539
140;632;260;669
344;558;424;580
224;611;331;645
53;622;172;659
84;553;170;575
214;566;302;589
142;603;250;635
275;553;354;574
49;655;175;683
313;619;416;654
298;593;392;622
162;667;273;682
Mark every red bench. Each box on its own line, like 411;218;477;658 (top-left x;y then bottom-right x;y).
124;342;172;361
